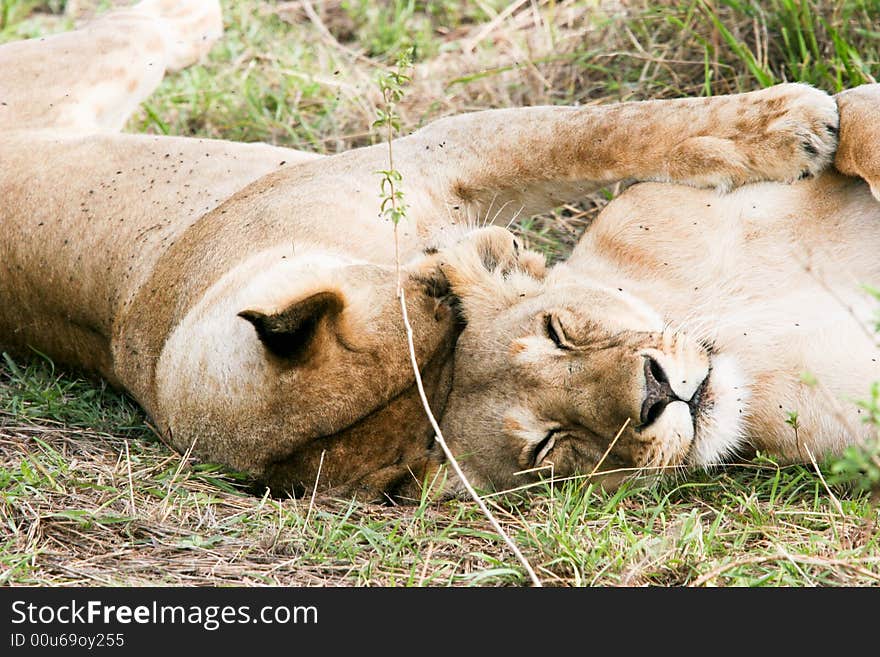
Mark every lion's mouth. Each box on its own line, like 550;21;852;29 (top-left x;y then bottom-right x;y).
634;351;745;471
681;351;750;468
640;359;714;468
688;366;712;429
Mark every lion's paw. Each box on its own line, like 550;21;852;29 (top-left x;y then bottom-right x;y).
760;82;840;180
672;83;839;191
411;227;545;299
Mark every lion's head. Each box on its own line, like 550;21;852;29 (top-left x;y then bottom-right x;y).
152;225;548;502
435;227;748;495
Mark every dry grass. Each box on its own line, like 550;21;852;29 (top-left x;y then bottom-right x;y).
6;403;879;587
2;0;880;587
1;414;523;586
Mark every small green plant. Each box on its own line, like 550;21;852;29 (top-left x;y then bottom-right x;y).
785;409;800;439
830;441;880;499
829;381;880;500
373;48;413;230
371;48;542;586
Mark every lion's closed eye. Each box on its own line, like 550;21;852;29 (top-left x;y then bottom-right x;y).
531;428;559;467
544;313;572;350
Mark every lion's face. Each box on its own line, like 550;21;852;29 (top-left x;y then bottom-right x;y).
439;261;748;495
155;248;462;501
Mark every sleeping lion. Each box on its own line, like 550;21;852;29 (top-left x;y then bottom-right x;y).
0;0;855;500
438;85;880;496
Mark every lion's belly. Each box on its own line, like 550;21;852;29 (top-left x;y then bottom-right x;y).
574;172;880;458
0;130;315;372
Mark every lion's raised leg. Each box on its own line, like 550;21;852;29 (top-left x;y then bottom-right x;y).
834;84;880;200
0;0;221;133
395;83;839;228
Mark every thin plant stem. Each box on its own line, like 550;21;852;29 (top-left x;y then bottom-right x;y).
376;53;543;586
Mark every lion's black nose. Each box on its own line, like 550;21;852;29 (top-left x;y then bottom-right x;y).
640;356;679;427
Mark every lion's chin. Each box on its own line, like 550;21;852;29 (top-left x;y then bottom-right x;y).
686;352;749;468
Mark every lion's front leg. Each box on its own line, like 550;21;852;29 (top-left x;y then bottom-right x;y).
834;84;880;200
394;83;838;227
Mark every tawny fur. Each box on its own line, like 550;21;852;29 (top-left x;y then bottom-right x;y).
0;0;843;499
439;85;880;496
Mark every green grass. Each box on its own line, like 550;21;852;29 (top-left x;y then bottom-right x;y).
2;351;875;586
1;0;880;586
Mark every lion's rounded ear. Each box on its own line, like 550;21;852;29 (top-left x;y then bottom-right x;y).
238;290;344;363
412;228;546;321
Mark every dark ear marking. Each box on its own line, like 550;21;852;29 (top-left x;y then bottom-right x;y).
477;241;499;272
412;268;451;299
410;267;467;325
239;291;344;363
